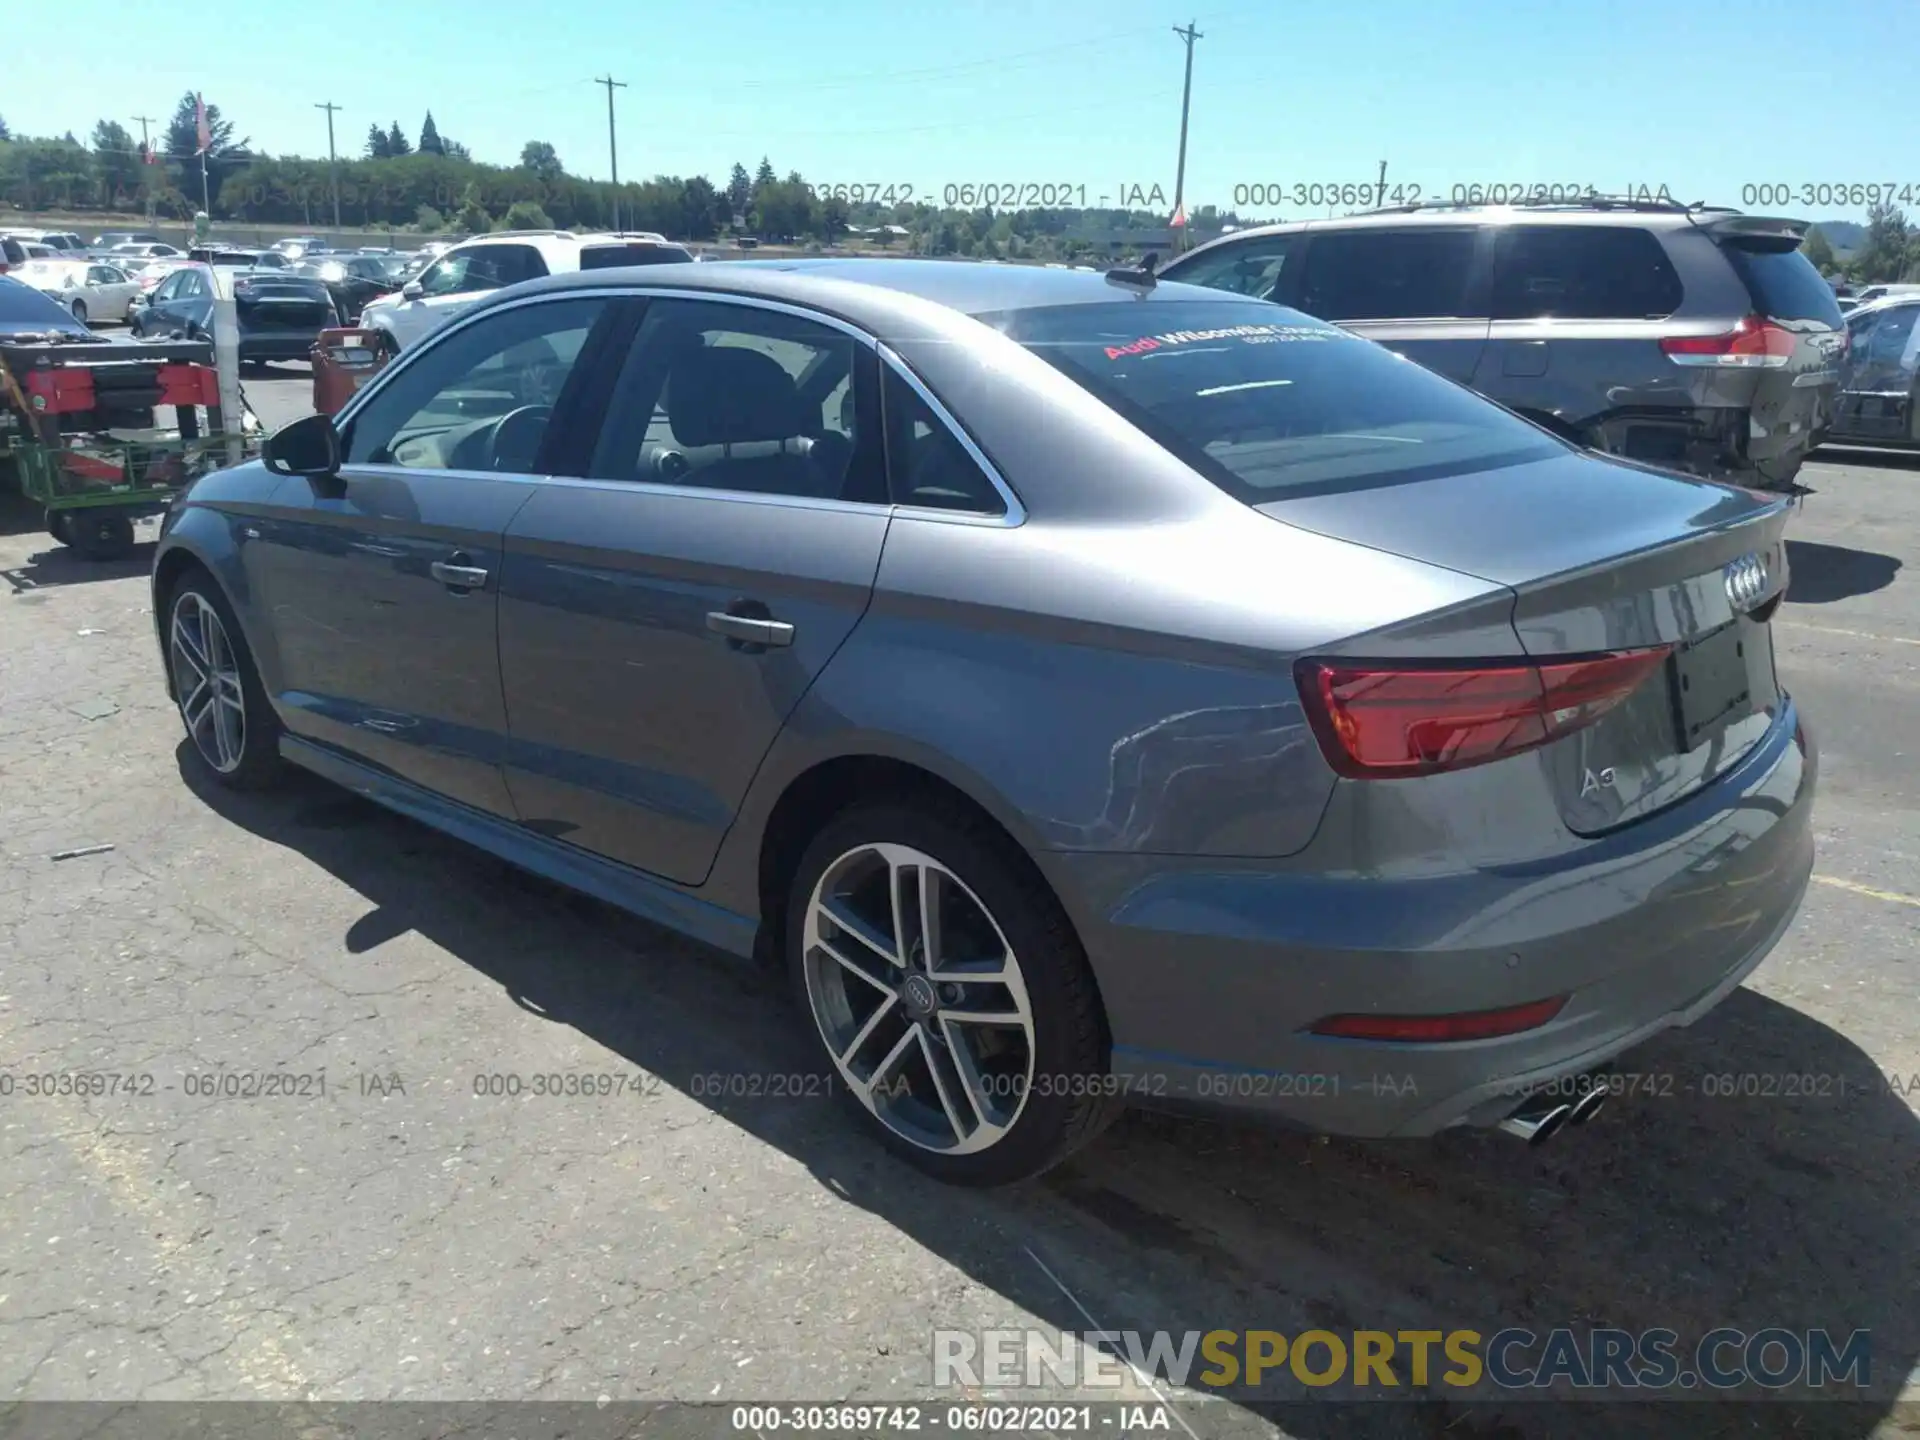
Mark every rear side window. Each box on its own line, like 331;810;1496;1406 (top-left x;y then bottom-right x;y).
1724;244;1844;326
580;243;694;269
1491;226;1683;320
1296;229;1479;321
996;300;1560;501
883;367;1005;515
1167;235;1295;300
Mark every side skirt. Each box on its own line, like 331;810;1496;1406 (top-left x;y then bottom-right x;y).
279;735;760;959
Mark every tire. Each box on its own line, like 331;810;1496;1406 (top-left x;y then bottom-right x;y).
44;509;74;545
70;299;87;324
68;511;135;559
163;570;286;790
786;800;1120;1186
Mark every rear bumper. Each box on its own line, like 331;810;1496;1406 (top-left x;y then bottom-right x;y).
1052;698;1816;1137
238;334;322;362
1589;404;1825;483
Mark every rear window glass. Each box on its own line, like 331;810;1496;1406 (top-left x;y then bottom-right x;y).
1724;245;1844;326
0;277;83;329
1296;229;1479;321
580;244;693;269
992;300;1561;500
1491;226;1683;320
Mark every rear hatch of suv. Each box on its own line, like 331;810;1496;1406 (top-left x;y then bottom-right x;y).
235;274;336;333
1663;215;1846;483
1000;295;1793;836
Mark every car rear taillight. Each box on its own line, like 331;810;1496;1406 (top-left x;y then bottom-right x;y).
1660;314;1797;368
1308;995;1569;1043
1296;648;1672;779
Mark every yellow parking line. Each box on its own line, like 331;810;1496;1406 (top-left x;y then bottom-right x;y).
1776;621;1920;648
1812;875;1920;909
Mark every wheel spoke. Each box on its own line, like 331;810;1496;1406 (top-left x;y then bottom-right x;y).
939;1007;1025;1027
817;896;903;970
172;622;210;683
887;853;911;966
938;1016;997;1130
862;1024;920;1102
837;992;899;1067
916;865;944;971
815;933;895;996
918;1027;969;1145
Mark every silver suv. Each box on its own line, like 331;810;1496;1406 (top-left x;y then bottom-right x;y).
361;230;694;350
1163;201;1847;490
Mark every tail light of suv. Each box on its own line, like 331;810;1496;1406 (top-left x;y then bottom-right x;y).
1660;315;1798;369
1296;649;1673;779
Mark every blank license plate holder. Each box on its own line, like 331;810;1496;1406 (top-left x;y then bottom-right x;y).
1670;621;1753;751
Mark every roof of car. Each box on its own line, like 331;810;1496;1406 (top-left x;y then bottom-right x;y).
519;256;1258;324
1171;203;1759;255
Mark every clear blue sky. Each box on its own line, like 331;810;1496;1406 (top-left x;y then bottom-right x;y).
6;0;1914;217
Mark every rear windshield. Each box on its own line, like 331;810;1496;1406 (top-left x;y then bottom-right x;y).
580;243;693;269
991;299;1562;499
1724;244;1843;326
0;277;85;332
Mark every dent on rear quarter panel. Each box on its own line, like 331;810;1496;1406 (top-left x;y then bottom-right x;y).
808;503;1510;860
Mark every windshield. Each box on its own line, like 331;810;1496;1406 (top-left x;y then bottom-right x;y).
992;298;1562;499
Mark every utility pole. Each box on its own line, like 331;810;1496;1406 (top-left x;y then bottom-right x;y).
132;114;157;222
595;75;628;232
315;101;343;230
1169;21;1203;255
1376;158;1388;209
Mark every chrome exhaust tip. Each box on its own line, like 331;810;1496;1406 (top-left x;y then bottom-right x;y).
1567;1084;1610;1126
1497;1097;1575;1146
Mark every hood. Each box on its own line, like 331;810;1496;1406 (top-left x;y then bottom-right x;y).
1255;448;1780;589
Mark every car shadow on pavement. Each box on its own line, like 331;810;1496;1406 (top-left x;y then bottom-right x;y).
1815;445;1920;472
0;538;157;592
1784;540;1902;604
182;754;1920;1440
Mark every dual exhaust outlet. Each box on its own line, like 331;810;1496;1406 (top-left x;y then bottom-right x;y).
1496;1071;1612;1145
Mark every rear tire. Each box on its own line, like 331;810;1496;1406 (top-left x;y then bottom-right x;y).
786;800;1120;1186
69;511;134;559
70;299;87;324
164;571;285;790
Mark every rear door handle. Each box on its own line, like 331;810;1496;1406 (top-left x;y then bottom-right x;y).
706;610;795;648
431;556;490;590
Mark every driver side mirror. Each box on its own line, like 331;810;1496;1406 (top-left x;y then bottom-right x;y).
262;412;340;478
402;281;424;301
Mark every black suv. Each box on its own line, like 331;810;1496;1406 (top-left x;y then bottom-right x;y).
1162;203;1846;490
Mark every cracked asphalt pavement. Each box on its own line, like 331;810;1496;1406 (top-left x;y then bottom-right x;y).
1;367;1916;1438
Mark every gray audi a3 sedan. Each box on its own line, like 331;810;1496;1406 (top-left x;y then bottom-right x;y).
152;258;1816;1186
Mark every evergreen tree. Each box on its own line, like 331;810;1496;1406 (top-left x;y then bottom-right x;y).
726;162;752;217
387;121;412;156
419;112;444;156
365;123;391;159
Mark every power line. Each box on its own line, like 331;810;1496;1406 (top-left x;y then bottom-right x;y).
315;101;343;228
595;75;628;230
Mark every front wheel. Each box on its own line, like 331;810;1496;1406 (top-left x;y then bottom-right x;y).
70;299;88;324
165;573;285;789
787;803;1120;1186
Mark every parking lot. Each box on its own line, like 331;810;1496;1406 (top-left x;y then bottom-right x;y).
1;361;1917;1437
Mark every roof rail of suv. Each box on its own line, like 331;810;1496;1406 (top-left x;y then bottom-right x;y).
1357;197;1741;218
481;229;578;240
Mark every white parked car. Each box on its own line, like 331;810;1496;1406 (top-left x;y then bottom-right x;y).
18;259;143;324
108;241;182;262
358;230;693;350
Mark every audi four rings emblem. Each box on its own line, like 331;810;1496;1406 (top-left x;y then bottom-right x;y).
1724;553;1769;610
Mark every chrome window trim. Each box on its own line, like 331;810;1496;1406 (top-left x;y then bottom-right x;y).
875;342;1026;527
332;284;1026;527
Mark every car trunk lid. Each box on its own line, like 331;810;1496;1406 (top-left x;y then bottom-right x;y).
1260;449;1792;832
236;278;333;330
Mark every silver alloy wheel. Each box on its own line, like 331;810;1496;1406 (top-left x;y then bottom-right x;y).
803;842;1035;1155
170;592;246;774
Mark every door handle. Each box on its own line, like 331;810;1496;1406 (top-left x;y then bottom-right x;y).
706;609;795;649
431;555;490;590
